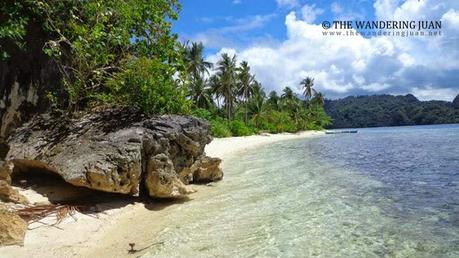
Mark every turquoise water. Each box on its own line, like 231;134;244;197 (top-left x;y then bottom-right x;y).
144;124;459;257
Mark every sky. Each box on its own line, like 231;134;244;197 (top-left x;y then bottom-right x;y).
173;0;459;101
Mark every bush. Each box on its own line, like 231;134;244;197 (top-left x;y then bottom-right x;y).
230;120;253;136
210;118;232;138
103;57;191;114
192;108;215;120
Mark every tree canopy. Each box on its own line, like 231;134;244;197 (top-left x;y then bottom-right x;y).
1;0;186;113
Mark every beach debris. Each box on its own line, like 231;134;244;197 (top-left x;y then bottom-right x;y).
129;243;136;253
15;204;84;226
128;241;164;255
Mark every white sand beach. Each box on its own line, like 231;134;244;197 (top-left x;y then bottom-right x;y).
0;131;322;258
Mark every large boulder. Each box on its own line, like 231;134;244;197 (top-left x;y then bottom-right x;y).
0;206;27;246
2;109;222;198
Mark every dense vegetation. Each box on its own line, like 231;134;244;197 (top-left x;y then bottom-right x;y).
325;94;459;129
0;0;331;137
183;43;331;137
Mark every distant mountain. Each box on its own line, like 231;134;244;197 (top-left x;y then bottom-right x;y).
324;94;459;129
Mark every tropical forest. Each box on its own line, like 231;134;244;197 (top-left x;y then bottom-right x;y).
0;0;331;138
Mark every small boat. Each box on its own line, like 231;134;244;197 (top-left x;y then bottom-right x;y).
325;130;358;134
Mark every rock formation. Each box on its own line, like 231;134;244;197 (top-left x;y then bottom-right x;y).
2;108;223;199
0;205;27;246
0;181;28;205
191;156;223;183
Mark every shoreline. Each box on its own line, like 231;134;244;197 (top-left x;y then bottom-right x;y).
0;131;323;258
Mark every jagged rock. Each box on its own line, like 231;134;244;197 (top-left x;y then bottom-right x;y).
191;156;223;183
144;154;195;198
3;108;222;198
0;161;12;184
0;180;28;204
0;207;27;246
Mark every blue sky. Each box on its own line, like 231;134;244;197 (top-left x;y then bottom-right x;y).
173;0;459;101
175;0;376;52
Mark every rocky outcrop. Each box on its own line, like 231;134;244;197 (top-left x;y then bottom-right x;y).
0;180;28;204
0;206;27;246
0;20;62;139
191;156;223;183
2;109;222;198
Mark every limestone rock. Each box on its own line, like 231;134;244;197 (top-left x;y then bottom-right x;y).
144;154;195;198
0;180;28;204
0;161;12;184
191;156;223;183
0;208;27;246
3;108;221;198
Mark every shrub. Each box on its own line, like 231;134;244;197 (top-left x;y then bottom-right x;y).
192;108;215;120
103;57;191;114
210;118;232;138
230;120;254;136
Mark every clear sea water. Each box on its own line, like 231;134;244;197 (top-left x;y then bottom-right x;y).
143;124;459;258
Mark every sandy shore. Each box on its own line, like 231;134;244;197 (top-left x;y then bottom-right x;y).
0;131;322;258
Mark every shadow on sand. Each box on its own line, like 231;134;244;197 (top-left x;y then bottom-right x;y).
11;168;192;214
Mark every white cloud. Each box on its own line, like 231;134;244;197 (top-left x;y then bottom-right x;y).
276;0;300;8
206;1;459;100
331;2;343;14
300;4;324;23
411;86;458;101
442;9;459;29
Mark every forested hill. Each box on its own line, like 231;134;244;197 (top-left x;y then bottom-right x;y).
324;94;459;129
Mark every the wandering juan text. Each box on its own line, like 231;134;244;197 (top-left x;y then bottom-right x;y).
332;20;441;30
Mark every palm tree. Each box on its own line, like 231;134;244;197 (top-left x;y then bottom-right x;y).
189;76;213;109
208;74;222;107
300;77;316;100
237;61;255;123
215;53;238;120
184;42;213;79
313;92;325;106
247;83;266;127
267;91;280;111
281;86;295;100
281;86;301;115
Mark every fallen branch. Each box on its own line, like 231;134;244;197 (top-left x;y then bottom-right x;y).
15;204;86;225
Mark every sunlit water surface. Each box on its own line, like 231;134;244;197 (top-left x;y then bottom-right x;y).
143;124;459;258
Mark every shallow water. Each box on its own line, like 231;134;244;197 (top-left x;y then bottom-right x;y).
143;124;459;258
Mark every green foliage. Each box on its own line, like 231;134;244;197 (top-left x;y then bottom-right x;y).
254;110;296;133
103;57;191;114
191;108;215;121
210;118;232;138
229;120;255;136
324;94;459;128
0;1;33;59
2;1;332;135
1;0;182;112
